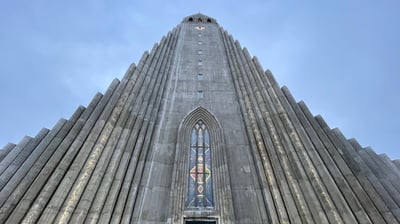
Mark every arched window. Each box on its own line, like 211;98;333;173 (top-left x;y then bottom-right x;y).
186;120;213;208
188;17;193;22
170;107;234;222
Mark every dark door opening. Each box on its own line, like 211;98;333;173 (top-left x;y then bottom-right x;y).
185;220;216;224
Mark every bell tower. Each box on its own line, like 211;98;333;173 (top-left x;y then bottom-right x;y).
1;13;400;224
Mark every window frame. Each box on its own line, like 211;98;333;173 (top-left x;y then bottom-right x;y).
186;120;214;208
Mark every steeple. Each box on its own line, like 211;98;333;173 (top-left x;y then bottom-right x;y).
183;13;217;24
0;14;399;224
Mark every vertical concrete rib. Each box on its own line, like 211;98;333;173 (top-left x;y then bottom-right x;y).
245;49;340;223
82;53;153;224
0;144;15;163
0;119;66;199
0;137;32;176
315;115;395;223
298;102;387;223
35;77;124;223
331;129;400;222
67;64;139;224
70;29;177;224
221;30;291;223
299;102;385;223
244;49;322;223
0;122;64;192
0;129;49;184
394;160;400;171
365;149;400;194
122;29;179;224
41;73;134;223
97;43;163;223
258;66;349;222
235;39;315;223
281;87;370;223
96;43;163;224
270;77;346;224
233;43;316;223
111;30;178;224
18;79;119;223
2;98;99;224
51;64;142;224
135;29;181;222
1;14;399;224
274;83;353;223
219;29;277;223
0;106;84;223
350;141;400;208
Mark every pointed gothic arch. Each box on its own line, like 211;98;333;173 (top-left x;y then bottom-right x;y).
169;107;234;223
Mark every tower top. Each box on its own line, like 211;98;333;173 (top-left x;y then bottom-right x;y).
182;13;218;24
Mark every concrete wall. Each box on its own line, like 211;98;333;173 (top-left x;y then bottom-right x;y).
0;13;399;224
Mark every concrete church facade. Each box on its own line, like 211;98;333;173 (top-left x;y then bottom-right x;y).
0;13;400;223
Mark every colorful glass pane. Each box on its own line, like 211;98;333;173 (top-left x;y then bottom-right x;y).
205;130;210;147
186;120;213;208
198;129;203;146
191;130;196;146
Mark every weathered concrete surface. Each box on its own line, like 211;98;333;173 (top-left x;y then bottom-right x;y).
0;13;399;224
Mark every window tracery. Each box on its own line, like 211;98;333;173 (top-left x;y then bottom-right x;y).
186;120;213;208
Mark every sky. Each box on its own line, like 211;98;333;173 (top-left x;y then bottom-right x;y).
0;1;399;159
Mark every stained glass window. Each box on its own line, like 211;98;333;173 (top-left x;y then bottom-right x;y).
187;120;213;208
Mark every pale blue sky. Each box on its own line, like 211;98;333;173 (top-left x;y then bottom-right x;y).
0;1;399;159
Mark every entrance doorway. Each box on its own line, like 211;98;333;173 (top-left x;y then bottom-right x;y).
185;220;216;224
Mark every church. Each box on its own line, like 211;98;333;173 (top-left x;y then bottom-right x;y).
0;13;400;224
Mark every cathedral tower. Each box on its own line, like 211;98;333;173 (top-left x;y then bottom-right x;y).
0;13;400;224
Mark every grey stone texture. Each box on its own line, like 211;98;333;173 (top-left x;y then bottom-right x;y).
0;13;399;223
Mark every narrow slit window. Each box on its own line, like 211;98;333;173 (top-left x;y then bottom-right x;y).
197;91;204;99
